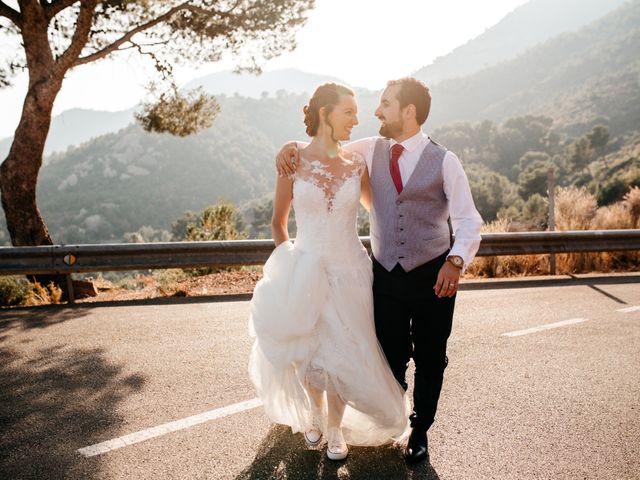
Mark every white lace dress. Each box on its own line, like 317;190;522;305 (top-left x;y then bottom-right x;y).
248;151;409;446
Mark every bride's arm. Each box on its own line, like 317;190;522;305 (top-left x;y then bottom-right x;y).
360;165;372;212
271;173;294;246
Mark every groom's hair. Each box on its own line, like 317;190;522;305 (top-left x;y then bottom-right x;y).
387;77;431;125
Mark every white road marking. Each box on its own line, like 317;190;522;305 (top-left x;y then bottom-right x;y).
617;306;640;313
502;318;588;337
77;397;263;457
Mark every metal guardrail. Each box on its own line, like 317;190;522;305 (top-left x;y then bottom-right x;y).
1;230;639;276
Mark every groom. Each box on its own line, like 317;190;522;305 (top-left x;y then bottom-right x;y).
276;77;482;463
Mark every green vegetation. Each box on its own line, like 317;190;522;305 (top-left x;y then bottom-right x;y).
432;116;639;228
0;276;31;306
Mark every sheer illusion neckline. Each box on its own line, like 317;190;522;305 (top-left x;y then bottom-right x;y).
296;150;364;212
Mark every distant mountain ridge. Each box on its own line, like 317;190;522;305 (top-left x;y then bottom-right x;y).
0;69;351;159
414;0;627;85
1;1;626;159
0;108;138;159
427;0;640;135
183;68;349;98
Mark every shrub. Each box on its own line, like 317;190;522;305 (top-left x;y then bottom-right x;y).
0;277;64;307
555;186;597;230
624;186;640;227
0;276;31;306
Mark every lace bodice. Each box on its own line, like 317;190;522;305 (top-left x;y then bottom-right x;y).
292;150;369;267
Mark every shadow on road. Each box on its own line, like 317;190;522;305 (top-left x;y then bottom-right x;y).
0;305;92;334
459;273;640;291
0;292;252;312
0;343;146;479
236;424;440;480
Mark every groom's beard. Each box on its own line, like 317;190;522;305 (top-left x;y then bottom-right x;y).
378;118;403;139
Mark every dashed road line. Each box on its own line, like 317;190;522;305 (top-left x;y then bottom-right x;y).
502;318;588;337
78;397;262;457
617;306;640;313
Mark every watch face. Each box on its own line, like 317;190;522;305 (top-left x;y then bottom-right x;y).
449;256;463;267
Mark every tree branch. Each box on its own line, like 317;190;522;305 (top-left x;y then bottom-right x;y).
73;2;191;67
43;0;80;21
73;2;237;67
116;40;171;51
0;1;22;26
53;0;98;72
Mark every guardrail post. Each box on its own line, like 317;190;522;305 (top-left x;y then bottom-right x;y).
65;274;75;304
548;168;556;275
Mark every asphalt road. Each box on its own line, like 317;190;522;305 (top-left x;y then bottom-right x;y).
1;274;639;480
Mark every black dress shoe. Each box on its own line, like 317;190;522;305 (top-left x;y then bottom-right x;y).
404;428;428;464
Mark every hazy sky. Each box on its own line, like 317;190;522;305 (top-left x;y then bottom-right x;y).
0;0;528;138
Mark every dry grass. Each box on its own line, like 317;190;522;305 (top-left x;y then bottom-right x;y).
624;186;640;228
23;281;63;306
466;185;640;277
555;186;639;273
555;186;598;230
465;218;549;278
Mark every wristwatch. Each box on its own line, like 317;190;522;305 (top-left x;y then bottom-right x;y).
446;255;464;269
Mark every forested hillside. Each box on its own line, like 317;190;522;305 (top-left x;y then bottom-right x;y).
33;104;282;244
428;0;640;136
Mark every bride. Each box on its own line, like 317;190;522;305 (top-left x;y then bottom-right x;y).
248;83;409;461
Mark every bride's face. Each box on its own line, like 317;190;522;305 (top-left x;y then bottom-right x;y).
323;94;359;141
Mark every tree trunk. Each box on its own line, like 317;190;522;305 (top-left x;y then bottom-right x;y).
0;79;60;247
0;69;68;297
0;2;101;302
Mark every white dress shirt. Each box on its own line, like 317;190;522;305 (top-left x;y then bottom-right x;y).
344;131;483;269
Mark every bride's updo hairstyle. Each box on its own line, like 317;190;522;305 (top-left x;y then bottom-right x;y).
303;83;355;138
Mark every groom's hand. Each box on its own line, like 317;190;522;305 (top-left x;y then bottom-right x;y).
276;142;300;177
434;262;461;298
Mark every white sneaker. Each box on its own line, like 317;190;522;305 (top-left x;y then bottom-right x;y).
326;427;348;460
304;425;322;446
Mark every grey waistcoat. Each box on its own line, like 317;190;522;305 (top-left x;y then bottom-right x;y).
369;138;451;272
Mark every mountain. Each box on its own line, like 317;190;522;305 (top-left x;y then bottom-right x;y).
427;0;640;136
183;68;349;98
2;2;639;245
0;69;354;159
414;0;627;85
0;108;138;160
35;100;284;244
45;107;137;155
3;0;625;160
1;90;381;245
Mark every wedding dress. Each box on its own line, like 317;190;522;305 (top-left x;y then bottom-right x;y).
248;151;409;446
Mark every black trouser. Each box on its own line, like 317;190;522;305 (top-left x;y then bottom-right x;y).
372;251;455;432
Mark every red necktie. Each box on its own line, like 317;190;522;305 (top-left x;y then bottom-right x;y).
389;143;404;194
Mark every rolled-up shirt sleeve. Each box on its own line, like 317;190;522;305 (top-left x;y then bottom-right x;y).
442;151;483;269
344;137;378;172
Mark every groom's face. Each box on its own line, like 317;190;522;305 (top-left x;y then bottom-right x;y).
375;85;404;139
